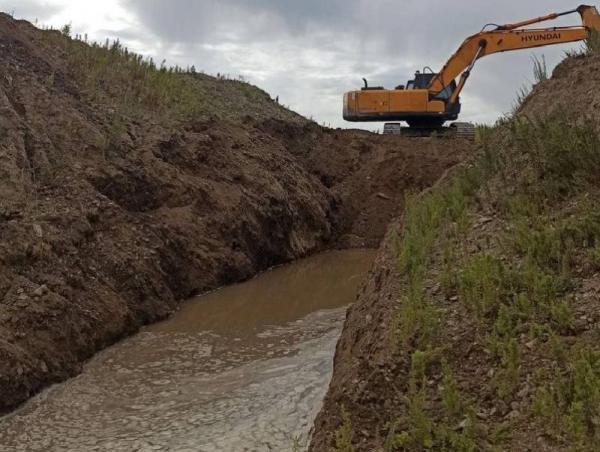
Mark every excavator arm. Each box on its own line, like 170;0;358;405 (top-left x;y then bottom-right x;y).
429;5;600;104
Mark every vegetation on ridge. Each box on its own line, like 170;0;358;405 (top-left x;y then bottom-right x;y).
39;24;304;125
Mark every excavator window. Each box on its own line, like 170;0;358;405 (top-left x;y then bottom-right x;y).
434;80;457;100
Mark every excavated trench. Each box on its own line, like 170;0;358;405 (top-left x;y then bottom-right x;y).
0;250;375;451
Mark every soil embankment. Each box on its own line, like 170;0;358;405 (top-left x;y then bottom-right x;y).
0;14;471;412
312;52;600;451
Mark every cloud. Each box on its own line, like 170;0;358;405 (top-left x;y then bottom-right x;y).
1;0;586;128
0;0;61;22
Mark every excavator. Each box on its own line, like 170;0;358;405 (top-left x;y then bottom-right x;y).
343;4;600;140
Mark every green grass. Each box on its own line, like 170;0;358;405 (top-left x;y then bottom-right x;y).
532;55;548;84
331;407;356;452
385;112;600;449
533;347;600;446
508;117;600;199
387;351;478;451
40;26;304;126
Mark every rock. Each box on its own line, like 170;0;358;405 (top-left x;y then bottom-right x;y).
517;386;530;399
496;400;509;416
376;192;391;200
18;293;28;301
506;409;520;419
33;223;43;238
32;284;48;297
456;418;468;430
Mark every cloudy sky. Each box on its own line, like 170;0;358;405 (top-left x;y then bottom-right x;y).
0;1;587;128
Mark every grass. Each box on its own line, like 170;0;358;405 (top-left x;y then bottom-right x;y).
532;55;548;84
392;172;479;350
332;407;356;452
386;351;478;451
511;54;548;115
533;347;600;446
384;108;600;449
38;25;304;126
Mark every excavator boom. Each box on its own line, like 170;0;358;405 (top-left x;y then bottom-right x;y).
343;5;600;139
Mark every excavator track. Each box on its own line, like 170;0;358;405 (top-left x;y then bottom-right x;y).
450;122;476;141
383;122;475;141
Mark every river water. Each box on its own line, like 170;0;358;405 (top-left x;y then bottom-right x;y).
0;249;375;452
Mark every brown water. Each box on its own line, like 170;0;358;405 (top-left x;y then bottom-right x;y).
0;249;375;452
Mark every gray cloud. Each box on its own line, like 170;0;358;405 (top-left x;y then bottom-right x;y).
1;0;587;127
0;0;61;22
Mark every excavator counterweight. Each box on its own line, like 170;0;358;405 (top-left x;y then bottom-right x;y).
344;4;600;140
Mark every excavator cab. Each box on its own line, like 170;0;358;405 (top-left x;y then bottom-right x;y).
343;69;461;128
408;72;435;90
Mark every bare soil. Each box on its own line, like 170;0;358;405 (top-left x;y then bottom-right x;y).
0;14;471;412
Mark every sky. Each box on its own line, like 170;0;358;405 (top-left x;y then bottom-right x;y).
0;1;588;129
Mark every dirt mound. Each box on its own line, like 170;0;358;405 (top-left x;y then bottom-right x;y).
312;53;600;451
520;53;600;122
0;15;470;412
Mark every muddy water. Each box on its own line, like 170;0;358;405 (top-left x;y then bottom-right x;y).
0;250;375;452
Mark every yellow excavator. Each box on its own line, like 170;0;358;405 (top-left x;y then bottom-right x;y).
343;4;600;140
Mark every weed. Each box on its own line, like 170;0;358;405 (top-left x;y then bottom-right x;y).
475;124;494;147
440;239;458;296
511;84;531;116
393;166;481;351
458;254;512;319
332;406;355;452
389;350;435;451
441;360;462;420
398;191;446;277
590;244;600;269
60;23;71;38
37;30;300;126
532;347;600;446
509;117;600;199
548;299;574;334
291;435;304;452
494;338;521;400
392;281;439;350
532;54;548;84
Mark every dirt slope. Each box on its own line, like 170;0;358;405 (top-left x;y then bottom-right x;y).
0;15;471;412
520;52;600;123
312;53;600;451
